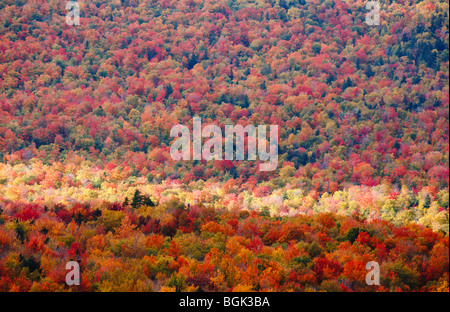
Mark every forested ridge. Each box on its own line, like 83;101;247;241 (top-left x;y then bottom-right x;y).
0;0;448;292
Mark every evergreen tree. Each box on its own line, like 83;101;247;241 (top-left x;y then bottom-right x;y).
260;80;267;90
343;77;353;89
165;83;173;98
366;64;374;78
242;94;250;108
131;189;142;209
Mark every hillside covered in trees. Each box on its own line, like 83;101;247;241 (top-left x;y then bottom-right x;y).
0;0;448;292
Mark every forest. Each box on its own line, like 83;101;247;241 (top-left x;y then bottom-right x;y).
0;0;448;291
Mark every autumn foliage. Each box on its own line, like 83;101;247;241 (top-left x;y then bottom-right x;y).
0;0;449;292
0;200;448;292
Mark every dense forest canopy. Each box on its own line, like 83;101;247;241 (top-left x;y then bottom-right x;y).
0;0;448;292
0;0;448;188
